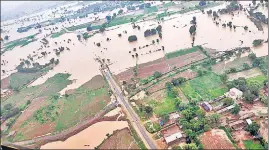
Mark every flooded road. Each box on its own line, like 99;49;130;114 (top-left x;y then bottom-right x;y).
40;121;128;149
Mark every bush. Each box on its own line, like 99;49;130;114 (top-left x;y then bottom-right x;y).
222;97;234;106
128;35;137;42
153;71;162;79
253;39;264;47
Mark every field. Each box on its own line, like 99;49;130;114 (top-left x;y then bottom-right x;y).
180;72;228;101
200;129;235;149
4;74;110;142
166;47;199;59
243;140;264;149
228;68;264;81
98;128;139;149
116;50;206;82
246;75;267;87
212;56;252;74
2;34;37;53
146;95;180;116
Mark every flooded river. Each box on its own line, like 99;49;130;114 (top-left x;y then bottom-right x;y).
1;2;267;93
40;121;128;149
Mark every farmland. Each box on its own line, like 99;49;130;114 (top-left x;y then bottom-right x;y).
180;72;228;101
98;128;139;149
200;129;235;149
243;140;264;149
228;68;264;81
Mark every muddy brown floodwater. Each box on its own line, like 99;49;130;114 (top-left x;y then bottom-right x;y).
40;121;128;149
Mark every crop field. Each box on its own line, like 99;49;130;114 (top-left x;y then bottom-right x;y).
228;68;264;81
246;75;267;87
212;56;252;74
180;72;228;101
99;128;139;149
146;95;180;116
5;74;110;141
243;140;264;149
166;47;199;59
2;34;37;53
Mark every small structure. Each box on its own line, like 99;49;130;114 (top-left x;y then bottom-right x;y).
225;88;243;100
246;119;252;125
200;102;213;112
160;112;180;128
216;105;235;114
239;112;255;120
161;124;184;145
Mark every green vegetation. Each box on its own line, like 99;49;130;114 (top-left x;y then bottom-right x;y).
166;47;199;59
144;121;161;133
180;72;228;101
128;121;147;149
245;122;260;136
144;6;158;14
219;126;239;149
55;87;109;131
248;53;268;75
246;75;267;87
34;104;60;124
51;29;67;38
163;2;175;8
9;71;44;90
252;39;264;47
2;34;37;53
243;140;264;149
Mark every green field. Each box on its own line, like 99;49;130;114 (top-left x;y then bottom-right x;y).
246;75;267;88
147;96;179;116
2;34;37;53
166;47;199;59
55;86;109;132
180;72;228;101
243;140;264;150
9;72;43;90
51;29;67;38
2;73;72;110
163;2;175;8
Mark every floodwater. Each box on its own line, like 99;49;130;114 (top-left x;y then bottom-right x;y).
40;121;128;149
1;1;268;94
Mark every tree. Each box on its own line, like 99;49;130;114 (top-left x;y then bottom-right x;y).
160;113;169;124
230;68;237;73
144;106;153;114
207;113;220;125
223;98;234;106
231;104;240;114
113;13;116;18
213;11;218;17
128;35;137;42
253;39;264;47
156;25;162;32
152;40;155;44
153;71;162;79
243;63;250;70
86;26;92;31
118;9;123;15
207;9;212;15
244;26;248;30
182;143;198;150
246;122;260;136
243;90;255;103
105;16;111;22
4;35;9;40
77;35;81;41
248;53;257;60
4;103;13;111
189;25;196;35
158;32;162;39
100;27;105;32
220;73;228;83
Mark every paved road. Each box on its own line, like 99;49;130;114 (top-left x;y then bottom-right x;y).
103;69;157;149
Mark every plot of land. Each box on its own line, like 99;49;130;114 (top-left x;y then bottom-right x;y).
212;56;252;74
228;68;264;81
243;140;264;150
200;129;235;149
99;128;139;149
180;72;228;101
246;75;267;87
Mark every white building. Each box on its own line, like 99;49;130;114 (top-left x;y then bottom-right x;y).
225;88;243;100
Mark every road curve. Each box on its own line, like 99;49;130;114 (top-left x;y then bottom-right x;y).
103;70;157;149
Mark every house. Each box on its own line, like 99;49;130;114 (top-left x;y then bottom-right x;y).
1;89;13;99
200;102;213;112
239;112;255;120
229;120;246;130
161;124;184;145
225;88;243;100
216;105;235;114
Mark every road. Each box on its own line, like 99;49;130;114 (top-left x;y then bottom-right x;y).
102;69;157;149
